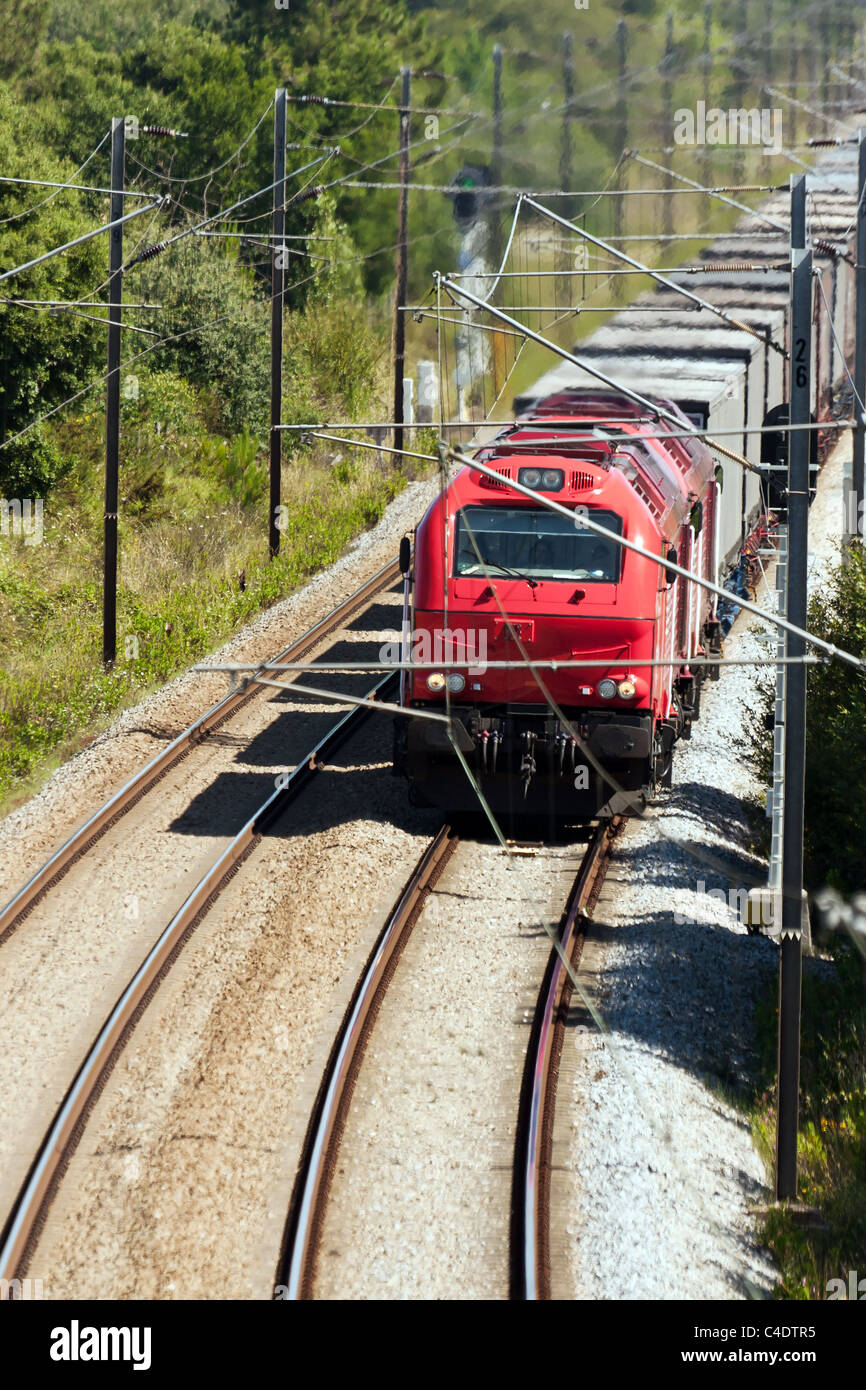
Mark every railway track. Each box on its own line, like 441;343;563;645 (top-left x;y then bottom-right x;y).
0;565;403;1290
512;816;622;1301
278;824;457;1300
0;558;400;947
278;818;619;1301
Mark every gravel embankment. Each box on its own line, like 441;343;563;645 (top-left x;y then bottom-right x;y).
0;573;413;1233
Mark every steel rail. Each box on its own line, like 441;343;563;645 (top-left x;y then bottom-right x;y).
278;824;457;1300
0;673;396;1288
513;817;621;1301
0;558;401;944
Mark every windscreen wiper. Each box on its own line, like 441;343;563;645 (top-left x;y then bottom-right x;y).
468;560;538;589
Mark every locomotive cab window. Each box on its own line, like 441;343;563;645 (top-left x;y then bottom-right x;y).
454;506;623;583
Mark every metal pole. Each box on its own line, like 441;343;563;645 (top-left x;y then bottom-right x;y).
702;2;713;198
392;66;411;468
491;45;505;269
776;173;809;1203
661;12;674;241
557;33;576;310
734;0;747;189
820;10;830;113
102;116;124;667
560;33;575;222
765;0;774;90
612;18;629;289
269;87;286;559
851;129;866;544
788;16;798;148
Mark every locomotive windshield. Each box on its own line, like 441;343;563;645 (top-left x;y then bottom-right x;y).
454;505;623;583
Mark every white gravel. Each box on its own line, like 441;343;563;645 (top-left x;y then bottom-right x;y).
555;434;849;1300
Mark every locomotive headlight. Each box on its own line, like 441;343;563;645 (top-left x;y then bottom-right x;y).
617;679;637;699
446;673;466;693
426;672;446;692
517;467;564;491
597;678;617;700
541;468;564;491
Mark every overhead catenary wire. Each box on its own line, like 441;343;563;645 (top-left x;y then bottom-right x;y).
276;420;849;441
287;92;483;118
0;181;438;449
763;82;849;131
0;131;111;226
336;179;787;196
3;10;856;455
0;173;152;199
0;196;167;285
124;95;276;184
434;269;761;474
813;267;866;416
0;201;424;453
450;446;866;670
202;656;828;674
627;150;789;232
0;292;160;334
0;298;160;308
520;196;789;358
122;151;336;268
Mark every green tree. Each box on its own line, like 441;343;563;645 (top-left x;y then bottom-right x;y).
133;226;270;435
0;0;48;81
0;86;104;494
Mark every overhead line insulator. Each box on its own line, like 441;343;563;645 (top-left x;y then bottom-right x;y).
127;241;168;267
287;184;325;208
814;238;850;262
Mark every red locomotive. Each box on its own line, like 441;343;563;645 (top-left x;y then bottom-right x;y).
394;389;724;820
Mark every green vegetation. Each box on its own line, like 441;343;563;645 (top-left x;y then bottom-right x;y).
748;550;866;1297
752;948;866;1299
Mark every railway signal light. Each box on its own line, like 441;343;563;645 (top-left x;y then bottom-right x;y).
448;164;493;229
